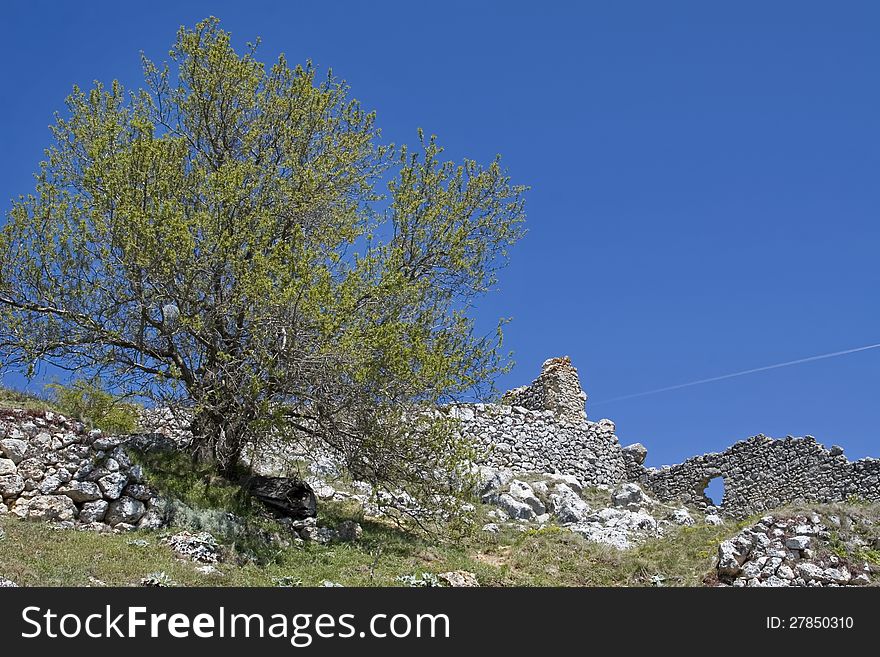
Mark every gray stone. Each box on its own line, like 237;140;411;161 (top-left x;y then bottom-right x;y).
611;483;650;509
622;443;648;465
795;562;824;582
492;493;535;520
508;480;546;515
98;472;128;500
549;484;591;524
718;540;745;576
137;507;165;530
667;507;694;526
785;536;811;551
79;500;109;523
26;495;77;522
822;567;851;585
104;496;146;526
123;484;155;502
0;439;28;464
59;480;103;503
0;474;25;498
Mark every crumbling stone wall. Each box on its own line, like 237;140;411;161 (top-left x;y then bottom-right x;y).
632;435;880;518
0;408;164;530
449;404;627;488
502;356;588;425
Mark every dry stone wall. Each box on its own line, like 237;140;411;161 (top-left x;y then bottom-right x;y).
0;408;164;530
502;356;588;425
3;356;878;526
449;404;627;488
633;435;880;518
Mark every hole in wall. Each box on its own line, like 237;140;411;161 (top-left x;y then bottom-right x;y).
704;476;725;507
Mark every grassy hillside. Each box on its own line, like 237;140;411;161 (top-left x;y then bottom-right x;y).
0;508;742;587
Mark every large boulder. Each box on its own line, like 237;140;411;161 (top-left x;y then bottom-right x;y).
245;476;316;519
622;443;648;466
548;483;591;524
491;492;535;520
611;482;652;509
508;480;546;515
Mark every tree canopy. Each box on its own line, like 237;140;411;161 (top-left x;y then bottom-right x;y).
0;18;526;520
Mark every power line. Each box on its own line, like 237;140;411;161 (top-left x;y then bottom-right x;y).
592;342;880;406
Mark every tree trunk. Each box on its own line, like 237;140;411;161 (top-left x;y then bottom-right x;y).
190;409;247;476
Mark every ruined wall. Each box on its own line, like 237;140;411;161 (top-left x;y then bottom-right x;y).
633;435;880;517
502;356;588;425
448;356;627;487
0;408;164;530
450;405;627;488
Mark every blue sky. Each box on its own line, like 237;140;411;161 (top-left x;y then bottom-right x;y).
1;2;878;467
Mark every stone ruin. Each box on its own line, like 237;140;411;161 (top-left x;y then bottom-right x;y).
0;408;164;530
502;356;588;425
1;356;879;525
457;356;880;518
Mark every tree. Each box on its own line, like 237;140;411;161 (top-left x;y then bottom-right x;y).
0;18;526;518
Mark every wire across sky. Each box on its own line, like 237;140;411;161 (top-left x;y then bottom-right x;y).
592;342;880;406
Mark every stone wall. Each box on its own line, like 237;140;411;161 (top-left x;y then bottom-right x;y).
0;408;164;530
502;356;588;425
449;404;627;488
633;435;880;518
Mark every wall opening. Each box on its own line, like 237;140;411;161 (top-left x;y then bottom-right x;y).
704;476;725;507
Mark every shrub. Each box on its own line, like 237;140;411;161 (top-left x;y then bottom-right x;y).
46;380;139;434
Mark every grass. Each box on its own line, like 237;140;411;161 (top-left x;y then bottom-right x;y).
0;385;57;412
5;472;877;587
0;503;748;587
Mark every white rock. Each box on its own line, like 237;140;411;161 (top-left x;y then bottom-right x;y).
611;482;651;509
549;484;591;524
104;496;146;526
667;508;694;526
98;472;128;500
545;473;583;493
79;500;109;523
507;480;546;515
0;474;25;498
26;495;77;522
785;536;811;551
492;493;535;520
795;562;824;582
474;466;514;498
705;514;724;526
777;564;795;580
0;459;16;476
718;540;744;575
59;480;103;503
137;507;164;530
0;439;28;464
822;567;851;585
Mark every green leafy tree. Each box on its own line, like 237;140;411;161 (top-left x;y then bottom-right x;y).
0;18;526;519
